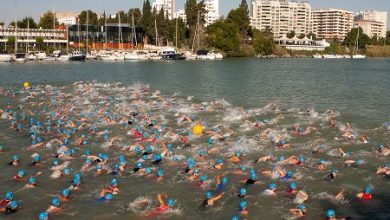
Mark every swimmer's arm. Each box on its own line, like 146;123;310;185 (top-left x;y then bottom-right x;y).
209;192;224;203
157;194;167;207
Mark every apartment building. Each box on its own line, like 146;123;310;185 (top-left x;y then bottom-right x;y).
355;10;387;38
204;0;220;27
312;9;354;40
152;0;175;20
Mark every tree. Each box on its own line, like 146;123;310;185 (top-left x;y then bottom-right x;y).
39;11;58;29
253;29;274;55
226;6;250;43
128;8;142;27
206;19;240;53
168;18;187;48
287;31;296;38
386;31;390;45
7;36;15;45
343;27;370;49
156;7;169;46
307;32;317;40
297;34;305;39
185;0;206;43
0;22;4;27
240;0;249;14
141;0;153;43
35;37;44;50
79;10;98;25
10;17;37;28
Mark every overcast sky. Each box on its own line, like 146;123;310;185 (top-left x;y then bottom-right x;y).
1;0;389;29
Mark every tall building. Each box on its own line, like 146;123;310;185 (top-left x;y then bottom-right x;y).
312;9;354;40
204;0;220;27
355;10;387;38
152;0;175;20
250;0;312;38
55;11;78;25
174;9;187;24
354;20;386;38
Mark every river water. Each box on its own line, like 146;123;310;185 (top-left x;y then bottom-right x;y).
0;58;389;219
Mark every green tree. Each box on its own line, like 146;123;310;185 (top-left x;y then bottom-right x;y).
79;10;98;25
206;19;240;53
253;29;274;55
226;6;250;43
39;11;58;29
10;17;37;28
343;27;370;49
286;31;296;38
386;31;390;45
307;32;317;40
168;18;187;48
35;37;44;50
7;36;15;45
185;0;206;43
141;0;153;44
156;7;169;46
0;22;4;27
128;8;142;27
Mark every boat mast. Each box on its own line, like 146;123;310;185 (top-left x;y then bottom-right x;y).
53;4;56;49
26;18;29;54
355;28;360;55
66;25;69;53
14;0;18;55
104;12;107;50
155;18;158;47
77;15;81;51
175;18;178;49
118;12;122;50
131;12;137;49
86;10;89;55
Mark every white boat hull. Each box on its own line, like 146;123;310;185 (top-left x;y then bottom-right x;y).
352;54;366;59
0;54;12;62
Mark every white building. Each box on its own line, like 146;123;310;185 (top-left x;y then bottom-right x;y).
152;0;175;20
354;20;386;38
312;9;354;40
204;0;220;27
174;9;187;24
355;10;387;38
56;11;78;25
250;0;312;38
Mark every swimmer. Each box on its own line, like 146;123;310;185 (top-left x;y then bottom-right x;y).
263;183;277;196
344;159;364;167
329;169;339;180
356;186;372;200
59;188;70;202
325;209;351;220
240;172;258;185
280;156;304;166
215;176;228;191
238;188;247;198
30;154;41;166
147;193;175;217
317;159;327;170
376;144;390;156
376;164;390;176
13;170;25;181
294;190;308;204
228;151;243;163
287;182;298;194
38;212;49;220
46;197;61;214
289;203;306;217
255;154;273;163
239;200;248;216
214;158;224;169
0;192;14;208
8;155;19;166
201;191;225;207
99;179;119;197
0;200;18;214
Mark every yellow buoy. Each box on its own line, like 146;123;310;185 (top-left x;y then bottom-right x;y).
23;82;30;88
192;124;203;135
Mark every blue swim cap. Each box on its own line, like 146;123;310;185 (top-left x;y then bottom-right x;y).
142;154;148;160
239;188;246;195
72;177;80;185
200;175;208;182
216;158;223;164
280;140;286;145
153;154;162;161
145;167;152;174
173;156;179;162
18;170;25;177
74;172;81;179
119;158;126;165
326;209;335;218
119;154;125;160
250;173;257;180
9;200;18;209
268;183;277;190
166;143;172;149
105;193;113;200
29;176;36;184
279;156;285;161
290;182;297;190
235;151;241;157
263;118;270;123
85;159;92;164
5;191;13;200
34;155;41;162
157;169;164;177
167;198;175;207
111;179;118;186
134;147;140;154
356;159;364;165
298;204;305;211
146;145;153;153
286;171;293;178
364;186;372;194
320;159;326;164
113;163;119;170
221;177;228;184
51;197;60;207
377;144;384;149
39;212;48;220
12;155;19;161
299;156;305;162
240;166;247;171
331;168;338;173
136;162;143;168
240;201;247;209
199;150;206;156
62;188;70;197
62;168;71;175
193;169;199;174
205;191;213;199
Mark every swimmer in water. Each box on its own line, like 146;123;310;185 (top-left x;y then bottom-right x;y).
344;159;364;167
239;200;249;216
13;170;25;181
0;192;14;208
317;159;327;170
287;182;298;194
263;183;277;196
30;154;41;166
46;197;61;214
329;169;339;180
214;158;224;169
356;186;372;200
58;188;70;202
0;200;18;214
201;191;225;207
325;209;351;220
294;190;309;204
376;144;390;156
228;151;244;163
38;212;49;220
255;154;273;163
240;172;258;185
8;155;19;166
289;203;306;217
376;164;390;176
99;179;119;197
147;193;175;217
215;175;228;191
238;188;247;198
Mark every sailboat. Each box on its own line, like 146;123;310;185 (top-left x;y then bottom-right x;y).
124;13;140;61
69;15;86;61
352;28;366;59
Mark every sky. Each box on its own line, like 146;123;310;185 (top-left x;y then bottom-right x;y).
1;0;389;29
